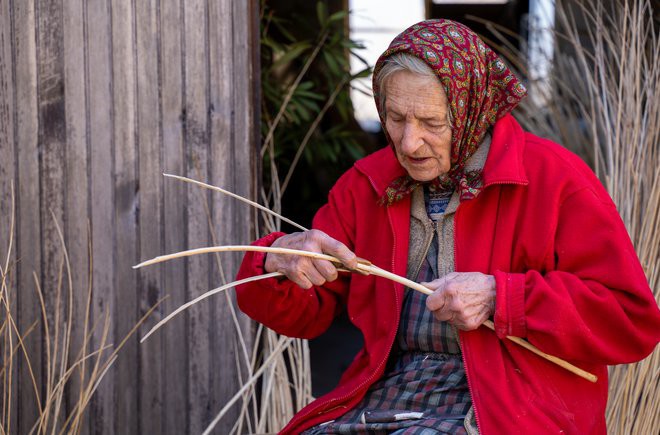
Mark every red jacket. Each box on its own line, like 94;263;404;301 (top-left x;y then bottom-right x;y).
236;115;660;434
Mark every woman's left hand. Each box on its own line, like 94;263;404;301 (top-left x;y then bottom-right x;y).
423;272;496;331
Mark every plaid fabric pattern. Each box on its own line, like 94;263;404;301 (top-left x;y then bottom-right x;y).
304;190;471;434
397;233;461;356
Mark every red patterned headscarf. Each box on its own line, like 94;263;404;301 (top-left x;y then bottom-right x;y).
373;19;527;204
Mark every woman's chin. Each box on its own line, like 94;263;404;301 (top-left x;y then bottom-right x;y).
405;166;442;182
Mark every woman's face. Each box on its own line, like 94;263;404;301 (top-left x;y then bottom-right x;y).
384;70;452;182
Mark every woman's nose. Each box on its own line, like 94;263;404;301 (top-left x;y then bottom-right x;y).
400;122;423;154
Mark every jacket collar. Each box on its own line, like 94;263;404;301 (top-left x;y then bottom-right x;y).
482;114;528;187
354;146;407;196
354;114;528;197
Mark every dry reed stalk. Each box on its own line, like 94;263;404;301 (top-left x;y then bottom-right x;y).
252;30;353;428
0;182;160;434
201;335;293;435
190;162;264;435
139;272;281;343
163;174;306;232
542;1;660;432
161;168;314;433
170;161;312;431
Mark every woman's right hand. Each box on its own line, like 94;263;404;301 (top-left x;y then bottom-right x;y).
264;229;358;289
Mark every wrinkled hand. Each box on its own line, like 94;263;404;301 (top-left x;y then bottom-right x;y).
424;272;496;331
264;229;358;289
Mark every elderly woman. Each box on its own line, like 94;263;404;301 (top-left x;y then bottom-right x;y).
236;20;660;434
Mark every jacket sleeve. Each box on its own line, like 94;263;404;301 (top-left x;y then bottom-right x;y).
235;176;357;339
494;186;660;365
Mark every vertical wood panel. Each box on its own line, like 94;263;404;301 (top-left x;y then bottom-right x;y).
111;0;139;432
135;0;163;433
86;0;115;432
62;0;90;429
0;0;18;431
183;0;212;432
35;0;67;429
208;1;258;430
0;0;16;258
13;0;42;432
160;0;188;433
208;0;236;425
4;1;260;433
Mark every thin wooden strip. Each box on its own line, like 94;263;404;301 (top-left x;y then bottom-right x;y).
484;320;598;383
361;263;598;383
161;175;600;383
140;272;282;343
134;245;339;269
137;245;597;383
163;174;307;232
202;336;293;435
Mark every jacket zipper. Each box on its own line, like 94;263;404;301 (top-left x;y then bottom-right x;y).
287;175;403;431
453;203;483;433
459;179;526;433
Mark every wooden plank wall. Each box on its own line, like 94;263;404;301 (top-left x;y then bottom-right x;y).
0;0;259;433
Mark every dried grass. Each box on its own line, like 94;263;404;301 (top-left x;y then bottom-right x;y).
0;184;159;434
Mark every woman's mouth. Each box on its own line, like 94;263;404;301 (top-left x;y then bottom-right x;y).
408;156;429;164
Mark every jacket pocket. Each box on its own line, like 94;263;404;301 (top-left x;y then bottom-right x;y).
529;392;578;435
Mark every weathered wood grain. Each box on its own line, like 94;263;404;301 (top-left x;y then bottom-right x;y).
209;0;238;427
13;0;42;432
0;0;18;431
35;0;68;429
85;0;116;432
4;1;260;433
160;0;189;432
183;0;212;432
207;1;259;431
135;0;164;433
62;0;90;431
111;0;139;433
0;0;16;261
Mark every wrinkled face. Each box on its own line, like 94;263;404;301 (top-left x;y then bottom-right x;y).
383;70;452;182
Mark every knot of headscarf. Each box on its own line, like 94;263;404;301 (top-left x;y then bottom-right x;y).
379;169;482;206
372;19;527;205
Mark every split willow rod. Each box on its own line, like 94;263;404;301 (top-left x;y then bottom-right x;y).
140;174;598;382
135;244;597;383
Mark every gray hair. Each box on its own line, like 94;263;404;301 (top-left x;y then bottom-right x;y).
376;53;453;127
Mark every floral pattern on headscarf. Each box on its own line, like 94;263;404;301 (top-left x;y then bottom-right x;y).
373;19;527;205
